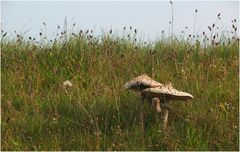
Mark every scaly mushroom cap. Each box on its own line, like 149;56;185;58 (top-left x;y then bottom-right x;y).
141;82;194;101
124;74;163;91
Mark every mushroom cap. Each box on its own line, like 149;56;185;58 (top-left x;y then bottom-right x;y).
141;83;194;101
124;74;163;91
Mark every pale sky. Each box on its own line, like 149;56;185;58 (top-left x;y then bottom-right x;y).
1;1;239;41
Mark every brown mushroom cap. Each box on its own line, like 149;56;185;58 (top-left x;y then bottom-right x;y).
141;83;194;101
124;74;163;91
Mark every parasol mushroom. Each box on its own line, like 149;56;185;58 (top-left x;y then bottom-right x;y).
141;82;193;129
124;74;163;91
124;74;163;131
124;75;194;130
141;82;193;101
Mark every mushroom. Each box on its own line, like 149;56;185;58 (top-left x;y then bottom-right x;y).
141;82;193;101
124;75;194;130
124;74;163;130
124;74;163;91
141;82;194;129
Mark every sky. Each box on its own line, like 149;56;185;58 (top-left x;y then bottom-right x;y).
1;1;239;41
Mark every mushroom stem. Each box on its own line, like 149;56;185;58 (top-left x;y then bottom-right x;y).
155;98;161;113
162;108;169;130
140;110;144;131
161;95;169;129
152;97;161;123
139;95;145;132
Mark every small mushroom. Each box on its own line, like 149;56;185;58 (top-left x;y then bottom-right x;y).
63;80;73;87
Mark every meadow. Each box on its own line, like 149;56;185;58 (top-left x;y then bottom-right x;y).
1;18;239;150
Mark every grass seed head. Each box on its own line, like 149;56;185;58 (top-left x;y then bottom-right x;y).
208;26;212;31
3;32;7;37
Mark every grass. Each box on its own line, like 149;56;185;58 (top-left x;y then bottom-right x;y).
1;21;239;150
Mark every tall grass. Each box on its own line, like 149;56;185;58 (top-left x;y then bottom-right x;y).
1;17;239;150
